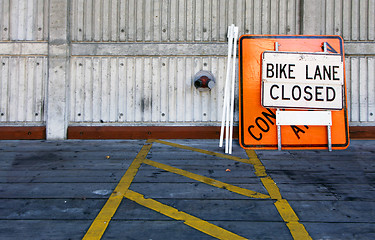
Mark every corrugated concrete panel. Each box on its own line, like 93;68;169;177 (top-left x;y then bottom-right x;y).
68;0;373;127
346;56;375;125
0;0;49;126
0;0;49;41
321;0;375;41
69;56;238;124
70;0;301;42
0;56;47;123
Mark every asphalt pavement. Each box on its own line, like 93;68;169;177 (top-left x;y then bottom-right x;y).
0;139;374;240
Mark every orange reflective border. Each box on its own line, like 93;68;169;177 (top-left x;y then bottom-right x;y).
239;35;349;150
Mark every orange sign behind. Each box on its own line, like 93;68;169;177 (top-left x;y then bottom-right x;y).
239;35;349;150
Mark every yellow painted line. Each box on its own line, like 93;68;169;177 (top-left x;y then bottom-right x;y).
143;158;270;199
150;139;258;165
245;149;267;177
260;176;282;200
124;190;248;240
82;143;152;240
245;150;312;240
275;199;300;222
287;222;313;240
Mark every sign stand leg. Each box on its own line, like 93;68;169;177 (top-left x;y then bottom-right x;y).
277;125;281;151
277;109;282;151
327;125;332;152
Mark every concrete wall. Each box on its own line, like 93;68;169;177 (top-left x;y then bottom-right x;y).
0;0;374;139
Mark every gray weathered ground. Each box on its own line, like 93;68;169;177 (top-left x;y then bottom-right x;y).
0;139;374;239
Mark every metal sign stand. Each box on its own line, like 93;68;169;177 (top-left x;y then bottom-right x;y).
274;42;334;151
276;110;333;151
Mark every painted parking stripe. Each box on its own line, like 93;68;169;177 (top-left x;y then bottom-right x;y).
245;149;267;177
84;139;312;240
83;140;252;240
151;139;259;165
124;190;248;240
246;150;312;240
152;140;312;239
143;158;270;199
82;143;152;240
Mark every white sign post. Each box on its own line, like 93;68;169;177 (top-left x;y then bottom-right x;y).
219;24;238;154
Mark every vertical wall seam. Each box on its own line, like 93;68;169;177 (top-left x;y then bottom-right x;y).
23;57;28;121
6;58;10;121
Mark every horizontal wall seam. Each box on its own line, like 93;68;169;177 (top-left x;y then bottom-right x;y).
0;42;48;55
71;43;229;56
344;42;375;55
71;42;374;56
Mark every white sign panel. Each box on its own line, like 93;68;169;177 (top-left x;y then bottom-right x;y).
261;52;344;110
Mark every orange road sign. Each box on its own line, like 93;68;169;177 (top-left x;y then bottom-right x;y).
239;35;349;150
